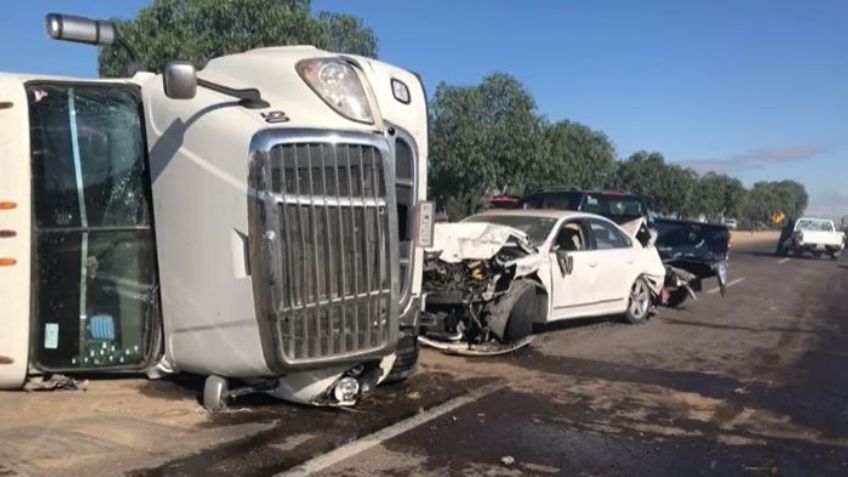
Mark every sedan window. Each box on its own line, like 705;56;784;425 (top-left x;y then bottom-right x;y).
554;221;588;252
590;219;632;250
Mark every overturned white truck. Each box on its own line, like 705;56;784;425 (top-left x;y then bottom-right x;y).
0;14;432;410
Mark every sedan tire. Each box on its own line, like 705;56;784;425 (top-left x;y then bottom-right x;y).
624;277;652;324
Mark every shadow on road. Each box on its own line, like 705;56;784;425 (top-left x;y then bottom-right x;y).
738;250;780;258
533;316;617;334
737;250;837;262
656;316;821;335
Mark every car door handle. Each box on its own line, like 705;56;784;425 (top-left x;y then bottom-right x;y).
588;262;599;268
626;259;635;265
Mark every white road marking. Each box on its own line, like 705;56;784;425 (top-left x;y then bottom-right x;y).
707;277;746;294
277;381;505;476
777;258;790;265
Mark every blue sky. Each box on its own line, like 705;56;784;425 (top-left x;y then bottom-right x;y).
2;1;845;217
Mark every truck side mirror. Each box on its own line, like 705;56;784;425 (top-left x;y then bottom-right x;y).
163;62;198;100
45;13;116;45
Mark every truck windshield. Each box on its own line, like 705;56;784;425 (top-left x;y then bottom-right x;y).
28;84;159;370
583;193;646;218
796;219;835;232
521;191;582;210
463;215;556;246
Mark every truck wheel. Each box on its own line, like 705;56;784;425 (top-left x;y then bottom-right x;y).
203;375;229;412
384;334;419;384
624;277;652;324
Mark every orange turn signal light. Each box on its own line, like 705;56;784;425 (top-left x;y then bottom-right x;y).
0;258;17;267
0;201;17;210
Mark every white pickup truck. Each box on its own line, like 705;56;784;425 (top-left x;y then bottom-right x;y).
776;218;845;260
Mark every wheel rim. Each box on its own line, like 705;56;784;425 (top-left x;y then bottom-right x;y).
629;280;650;318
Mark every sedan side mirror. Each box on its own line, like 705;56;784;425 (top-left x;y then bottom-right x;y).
163;61;198;100
556;249;574;276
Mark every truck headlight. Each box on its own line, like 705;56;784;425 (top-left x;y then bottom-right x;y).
297;58;374;124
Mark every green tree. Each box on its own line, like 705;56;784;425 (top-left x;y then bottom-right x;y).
528;120;616;191
739;180;808;229
315;12;378;57
98;0;378;77
696;173;746;221
611;151;698;217
429;73;542;219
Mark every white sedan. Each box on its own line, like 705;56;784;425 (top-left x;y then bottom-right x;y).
421;210;667;353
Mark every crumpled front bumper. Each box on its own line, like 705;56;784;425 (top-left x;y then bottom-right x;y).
263;353;398;406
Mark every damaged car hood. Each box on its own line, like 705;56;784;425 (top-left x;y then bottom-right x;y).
427;223;536;263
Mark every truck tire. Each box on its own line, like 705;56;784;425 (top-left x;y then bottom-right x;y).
203;375;229;412
384;334;419;384
624;277;652;324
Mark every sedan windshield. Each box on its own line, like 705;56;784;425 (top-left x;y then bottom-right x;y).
463;215;557;246
796;219;835;232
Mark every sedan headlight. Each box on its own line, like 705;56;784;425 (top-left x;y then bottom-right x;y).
296;58;374;124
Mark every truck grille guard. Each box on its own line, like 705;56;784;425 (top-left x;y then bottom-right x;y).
248;129;400;370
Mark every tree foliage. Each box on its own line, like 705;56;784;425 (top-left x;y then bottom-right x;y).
428;73;542;219
739;180;808;228
529;120;616;191
429;72;810;224
610;151;698;216
315;12;378;58
98;0;378;77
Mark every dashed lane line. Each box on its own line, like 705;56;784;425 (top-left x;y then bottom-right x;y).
277;381;506;477
778;257;790;265
707;277;746;295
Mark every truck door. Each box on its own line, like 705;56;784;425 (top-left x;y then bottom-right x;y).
27;83;161;371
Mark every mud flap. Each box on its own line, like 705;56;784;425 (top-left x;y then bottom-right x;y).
716;260;729;297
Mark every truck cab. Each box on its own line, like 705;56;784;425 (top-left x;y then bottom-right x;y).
0;14;431;409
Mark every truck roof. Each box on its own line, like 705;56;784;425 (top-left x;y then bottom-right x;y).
475;208;592;220
524;188;642;198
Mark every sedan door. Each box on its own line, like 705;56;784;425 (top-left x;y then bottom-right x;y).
548;219;602;320
587;218;638;306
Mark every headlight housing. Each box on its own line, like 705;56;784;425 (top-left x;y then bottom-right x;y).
296;58;374;124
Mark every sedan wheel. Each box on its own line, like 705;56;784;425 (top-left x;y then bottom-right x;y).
624;277;652;324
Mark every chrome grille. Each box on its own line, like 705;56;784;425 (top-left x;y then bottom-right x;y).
252;137;398;366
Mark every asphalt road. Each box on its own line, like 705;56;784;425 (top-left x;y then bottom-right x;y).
2;241;847;476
